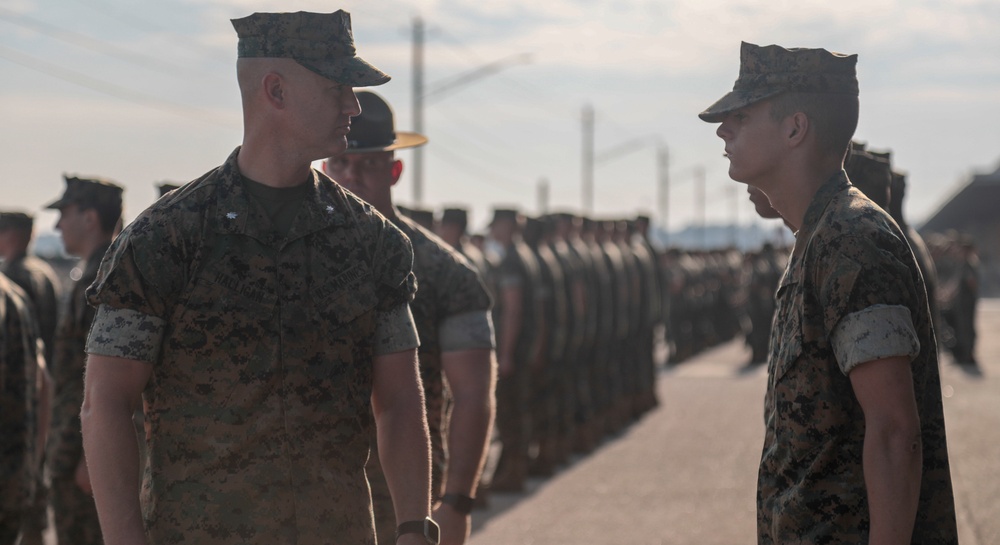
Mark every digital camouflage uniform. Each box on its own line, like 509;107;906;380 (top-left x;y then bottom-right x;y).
523;219;567;473
760;172;957;544
0;253;60;367
367;213;493;542
47;241;109;545
85;147;418;545
0;214;61;544
0;274;41;544
491;236;541;489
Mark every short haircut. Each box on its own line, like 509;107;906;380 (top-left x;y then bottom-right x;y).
769;92;859;161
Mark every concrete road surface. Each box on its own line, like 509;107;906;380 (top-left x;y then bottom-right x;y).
469;299;1000;545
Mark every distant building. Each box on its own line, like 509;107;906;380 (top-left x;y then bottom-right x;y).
920;161;1000;296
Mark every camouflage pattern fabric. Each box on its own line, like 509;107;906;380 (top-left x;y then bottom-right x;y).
1;254;60;365
46;243;108;545
759;171;957;544
0;274;41;542
700;41;858;122
491;240;541;485
85;147;416;545
232;11;390;88
367;213;492;542
1;254;60;541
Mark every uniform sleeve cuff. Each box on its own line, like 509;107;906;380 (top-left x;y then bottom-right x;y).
86;304;165;364
440;311;495;351
374;304;420;356
832;304;920;375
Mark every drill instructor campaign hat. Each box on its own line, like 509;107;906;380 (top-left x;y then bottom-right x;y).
699;41;858;122
232;11;390;87
344;91;428;153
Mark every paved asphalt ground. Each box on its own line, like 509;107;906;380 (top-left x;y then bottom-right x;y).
468;300;1000;545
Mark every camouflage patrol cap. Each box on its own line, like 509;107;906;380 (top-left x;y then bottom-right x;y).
406;208;435;230
232;11;390;87
157;182;181;198
45;175;123;211
440;208;468;227
489;208;520;226
699;41;858;122
0;211;33;231
846;148;892;208
346;91;428;153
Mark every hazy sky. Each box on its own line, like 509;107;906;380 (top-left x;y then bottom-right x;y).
3;0;999;237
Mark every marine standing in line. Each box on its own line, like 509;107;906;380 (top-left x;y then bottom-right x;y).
324;90;496;545
701;41;957;543
81;11;437;545
44;175;123;545
486;208;542;492
0;272;44;545
0;211;58;545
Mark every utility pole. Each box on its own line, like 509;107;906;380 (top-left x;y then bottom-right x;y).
537;177;550;213
582;104;594;213
657;143;669;241
412;16;425;204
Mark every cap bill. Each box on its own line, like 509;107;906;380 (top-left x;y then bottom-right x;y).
301;56;390;87
698;87;783;122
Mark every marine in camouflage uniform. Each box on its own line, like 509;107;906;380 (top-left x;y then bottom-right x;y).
888;172;941;342
701;42;957;543
552;213;602;453
487;208;541;492
0;274;42;544
630;216;662;413
545;213;589;460
43;175;122;545
81;12;436;545
0;211;59;545
522;217;568;476
324;90;495;545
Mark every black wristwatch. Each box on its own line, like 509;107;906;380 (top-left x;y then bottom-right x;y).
396;517;440;545
440;492;475;515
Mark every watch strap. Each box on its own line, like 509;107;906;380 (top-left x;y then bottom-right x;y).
440;493;475;514
396;517;439;544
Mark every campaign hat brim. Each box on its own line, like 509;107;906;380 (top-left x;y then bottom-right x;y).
346;130;428;153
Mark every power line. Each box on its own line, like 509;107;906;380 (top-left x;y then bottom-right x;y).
67;0;232;62
0;44;239;129
428;145;531;195
0;7;217;80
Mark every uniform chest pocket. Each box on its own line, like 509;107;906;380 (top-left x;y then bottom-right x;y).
770;282;804;384
312;268;380;333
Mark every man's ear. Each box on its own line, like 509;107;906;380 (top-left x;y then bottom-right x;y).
786;112;809;147
390;159;404;185
82;207;99;230
263;72;285;109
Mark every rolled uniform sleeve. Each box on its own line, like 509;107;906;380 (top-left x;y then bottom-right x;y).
374;304;419;356
85;213;183;364
438;248;494;352
369;211;419;355
440;311;495;352
831;304;920;374
815;231;925;374
86;305;166;364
